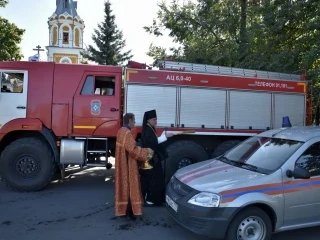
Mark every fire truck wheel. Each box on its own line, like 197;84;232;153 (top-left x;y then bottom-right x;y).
165;140;208;184
212;140;242;158
0;137;56;192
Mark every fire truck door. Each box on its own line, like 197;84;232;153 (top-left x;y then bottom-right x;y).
0;71;28;129
72;74;121;136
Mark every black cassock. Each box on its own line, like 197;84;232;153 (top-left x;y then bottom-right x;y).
139;125;168;205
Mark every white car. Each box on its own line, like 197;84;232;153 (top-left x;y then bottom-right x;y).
166;125;320;240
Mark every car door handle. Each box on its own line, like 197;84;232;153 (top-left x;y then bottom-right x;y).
110;108;119;112
16;106;26;109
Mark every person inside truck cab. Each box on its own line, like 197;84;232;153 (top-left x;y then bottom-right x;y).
139;109;174;206
94;76;115;96
1;85;11;92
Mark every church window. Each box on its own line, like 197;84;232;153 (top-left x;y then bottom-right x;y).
60;57;72;64
63;32;69;44
81;75;116;96
64;0;69;8
52;26;58;45
74;28;80;47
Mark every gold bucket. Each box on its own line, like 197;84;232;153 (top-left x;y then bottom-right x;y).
140;160;153;170
140;153;153;170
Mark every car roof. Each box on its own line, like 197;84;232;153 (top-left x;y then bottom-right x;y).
257;126;320;142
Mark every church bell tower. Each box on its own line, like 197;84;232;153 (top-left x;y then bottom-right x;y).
46;0;85;64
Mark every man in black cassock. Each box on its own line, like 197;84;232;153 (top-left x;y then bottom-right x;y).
139;109;173;206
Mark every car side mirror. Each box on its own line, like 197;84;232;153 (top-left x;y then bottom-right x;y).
286;167;310;179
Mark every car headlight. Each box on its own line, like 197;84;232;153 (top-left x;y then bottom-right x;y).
187;192;220;207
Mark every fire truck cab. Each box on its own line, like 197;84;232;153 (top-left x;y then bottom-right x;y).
0;60;311;192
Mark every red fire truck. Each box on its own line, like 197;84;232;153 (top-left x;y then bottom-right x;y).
0;60;311;192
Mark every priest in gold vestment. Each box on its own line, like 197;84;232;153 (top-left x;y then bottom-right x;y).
115;113;153;218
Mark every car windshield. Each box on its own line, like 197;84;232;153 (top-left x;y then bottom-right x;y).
220;136;304;174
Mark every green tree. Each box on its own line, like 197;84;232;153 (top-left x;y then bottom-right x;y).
144;0;259;66
144;0;319;75
0;1;25;61
83;0;132;65
0;0;8;7
145;0;320;123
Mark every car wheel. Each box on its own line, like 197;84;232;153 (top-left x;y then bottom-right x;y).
225;207;272;240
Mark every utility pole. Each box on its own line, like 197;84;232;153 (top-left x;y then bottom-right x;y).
33;45;44;61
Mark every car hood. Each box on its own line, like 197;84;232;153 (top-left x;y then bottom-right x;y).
174;159;266;193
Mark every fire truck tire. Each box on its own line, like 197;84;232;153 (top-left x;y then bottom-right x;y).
0;137;56;192
212;140;242;158
165;140;208;184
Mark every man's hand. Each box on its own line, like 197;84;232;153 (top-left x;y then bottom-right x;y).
165;133;174;138
146;148;154;154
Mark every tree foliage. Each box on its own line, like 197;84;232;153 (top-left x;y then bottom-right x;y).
0;1;25;61
83;0;132;65
0;0;8;7
144;0;320;81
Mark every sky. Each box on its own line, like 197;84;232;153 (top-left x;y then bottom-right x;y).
0;0;180;65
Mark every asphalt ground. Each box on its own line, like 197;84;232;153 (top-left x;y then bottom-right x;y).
1;159;320;240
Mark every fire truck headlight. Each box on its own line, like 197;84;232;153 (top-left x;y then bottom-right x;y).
187;192;221;207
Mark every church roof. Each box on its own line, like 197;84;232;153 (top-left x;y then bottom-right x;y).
54;0;80;18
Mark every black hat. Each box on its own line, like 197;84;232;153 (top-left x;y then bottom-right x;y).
143;109;157;126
